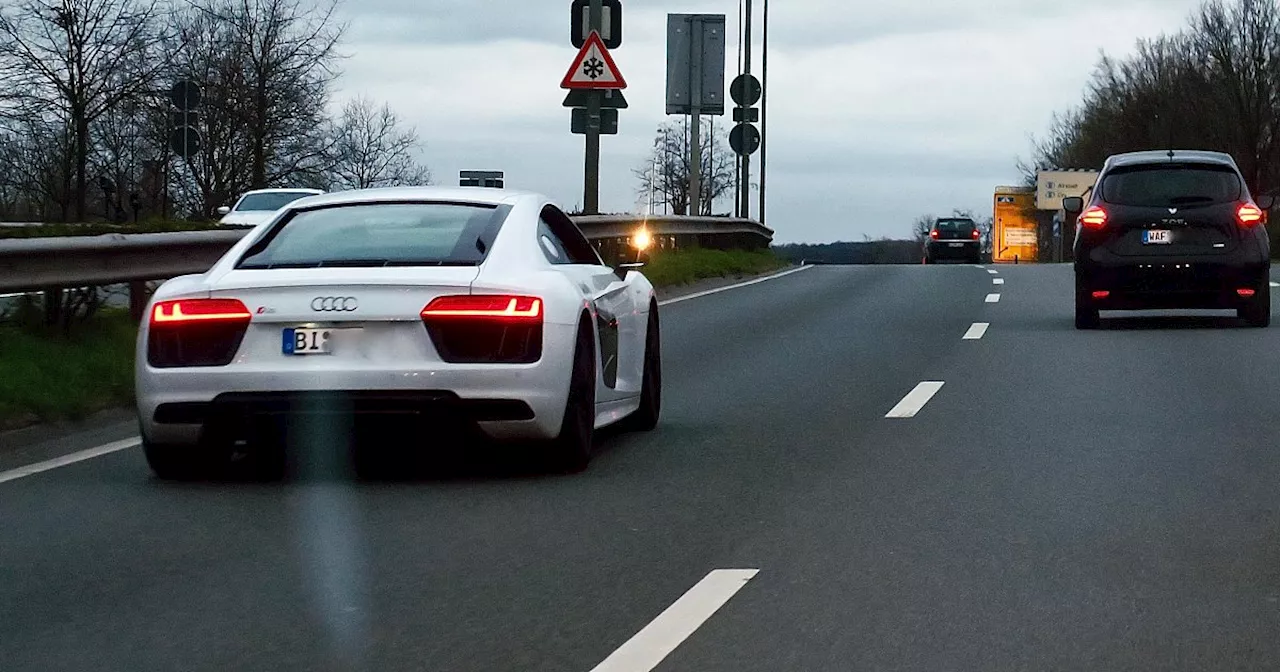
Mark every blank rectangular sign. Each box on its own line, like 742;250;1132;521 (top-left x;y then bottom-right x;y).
665;14;726;116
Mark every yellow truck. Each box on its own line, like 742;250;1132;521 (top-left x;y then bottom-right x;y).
993;187;1038;264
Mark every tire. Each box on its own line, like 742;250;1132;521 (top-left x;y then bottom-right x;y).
144;439;218;481
622;305;662;432
548;319;596;473
1075;274;1100;330
1240;279;1271;328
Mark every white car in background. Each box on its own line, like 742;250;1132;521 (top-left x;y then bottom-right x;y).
216;188;325;228
137;187;662;479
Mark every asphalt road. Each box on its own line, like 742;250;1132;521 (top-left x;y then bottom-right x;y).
4;263;1280;671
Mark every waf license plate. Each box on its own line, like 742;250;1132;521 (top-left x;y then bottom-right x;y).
1143;230;1173;245
282;327;335;355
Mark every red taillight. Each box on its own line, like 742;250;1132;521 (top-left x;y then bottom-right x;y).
147;299;251;368
929;230;940;240
1238;288;1257;298
1092;290;1111;300
971;229;981;240
1079;206;1108;230
421;295;542;321
151;299;251;325
421;295;543;364
1237;203;1264;227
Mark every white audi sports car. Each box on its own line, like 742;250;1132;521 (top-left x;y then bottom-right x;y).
136;187;661;478
216;188;325;228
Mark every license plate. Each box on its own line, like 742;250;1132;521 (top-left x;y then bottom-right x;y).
283;327;333;355
948;242;965;248
1143;230;1172;245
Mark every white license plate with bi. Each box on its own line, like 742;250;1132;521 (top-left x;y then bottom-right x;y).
283;327;335;355
1143;230;1172;245
948;242;965;248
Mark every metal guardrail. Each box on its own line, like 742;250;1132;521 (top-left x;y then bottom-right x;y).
0;215;773;294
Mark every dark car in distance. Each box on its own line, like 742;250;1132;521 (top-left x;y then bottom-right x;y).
924;218;982;264
1069;150;1273;329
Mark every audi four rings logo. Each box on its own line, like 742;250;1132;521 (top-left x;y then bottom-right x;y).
311;297;359;312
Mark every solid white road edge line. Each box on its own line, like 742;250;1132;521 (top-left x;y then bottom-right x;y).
963;323;990;340
659;265;815;306
986;293;1001;303
0;437;140;485
886;382;945;419
993;278;1005;285
589;569;760;672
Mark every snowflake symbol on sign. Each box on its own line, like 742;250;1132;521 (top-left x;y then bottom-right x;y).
583;57;605;79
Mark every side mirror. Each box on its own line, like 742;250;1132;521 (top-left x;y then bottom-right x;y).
614;262;645;279
1258;194;1276;210
216;206;231;216
1062;197;1084;213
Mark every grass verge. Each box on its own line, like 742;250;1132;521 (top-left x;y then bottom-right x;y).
0;310;137;430
641;248;788;288
0;220;221;239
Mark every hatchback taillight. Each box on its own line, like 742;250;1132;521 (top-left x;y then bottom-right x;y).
1237;203;1264;227
1079;206;1108;230
929;230;940;240
971;229;981;240
148;299;252;368
421;295;543;364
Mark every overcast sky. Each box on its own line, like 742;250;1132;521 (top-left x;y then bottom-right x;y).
333;0;1205;244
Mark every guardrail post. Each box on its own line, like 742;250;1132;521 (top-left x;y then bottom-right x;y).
129;281;149;321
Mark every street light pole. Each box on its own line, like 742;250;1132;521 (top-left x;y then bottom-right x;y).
758;0;768;226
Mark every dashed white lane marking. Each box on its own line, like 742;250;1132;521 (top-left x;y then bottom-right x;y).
589;569;760;672
0;438;140;485
993;278;1005;285
963;323;990;340
987;270;999;275
659;265;815;307
986;293;1001;303
886;382;946;419
1271;282;1279;288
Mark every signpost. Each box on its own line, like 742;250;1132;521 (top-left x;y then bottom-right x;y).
666;14;726;216
460;170;504;188
563;1;627;215
169;80;202;160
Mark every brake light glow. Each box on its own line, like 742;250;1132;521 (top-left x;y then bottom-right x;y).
421;296;542;320
929;230;940;240
1092;290;1111;300
1079;206;1108;230
1237;203;1264;227
1238;288;1257;298
971;229;981;240
151;299;251;325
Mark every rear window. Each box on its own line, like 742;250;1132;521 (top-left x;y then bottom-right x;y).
235;192;318;212
1101;164;1243;207
935;219;975;234
237;202;509;269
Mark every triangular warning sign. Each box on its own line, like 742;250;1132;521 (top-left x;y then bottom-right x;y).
561;31;627;90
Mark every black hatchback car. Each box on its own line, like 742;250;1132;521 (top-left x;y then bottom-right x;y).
924;217;982;264
1069;150;1273;329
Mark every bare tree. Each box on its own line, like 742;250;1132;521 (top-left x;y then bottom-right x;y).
635;118;736;216
326;96;431;190
0;0;170;220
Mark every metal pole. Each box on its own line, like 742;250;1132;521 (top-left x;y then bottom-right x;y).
758;0;768;226
689;18;702;217
737;0;747;216
583;0;603;214
739;0;753;220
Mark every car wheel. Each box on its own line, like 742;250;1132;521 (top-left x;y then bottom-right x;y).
144;438;222;481
549;319;595;473
1074;276;1100;330
1240;279;1271;328
622;305;662;432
